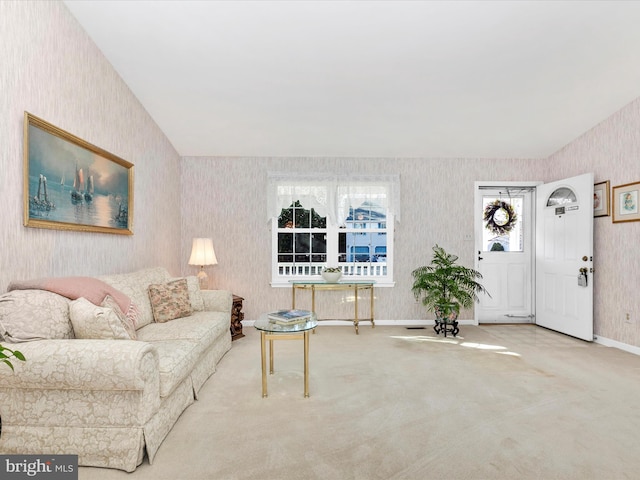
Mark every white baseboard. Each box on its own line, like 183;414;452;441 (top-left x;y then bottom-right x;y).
593;335;640;356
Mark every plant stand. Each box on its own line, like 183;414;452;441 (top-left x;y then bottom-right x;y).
433;318;459;337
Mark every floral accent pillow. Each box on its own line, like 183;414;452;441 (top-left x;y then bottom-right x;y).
169;276;205;312
69;297;134;340
101;294;137;340
148;278;193;323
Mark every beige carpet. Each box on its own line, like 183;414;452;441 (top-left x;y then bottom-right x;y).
79;324;640;480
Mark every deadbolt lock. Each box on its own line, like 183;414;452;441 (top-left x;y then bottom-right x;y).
582;256;588;262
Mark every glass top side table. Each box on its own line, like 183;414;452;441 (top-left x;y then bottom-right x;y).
254;311;318;398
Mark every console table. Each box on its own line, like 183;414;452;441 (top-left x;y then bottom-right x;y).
289;280;375;334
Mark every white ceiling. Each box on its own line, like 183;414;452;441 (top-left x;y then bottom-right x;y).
63;0;640;159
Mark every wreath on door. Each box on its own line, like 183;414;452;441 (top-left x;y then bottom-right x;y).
483;200;517;235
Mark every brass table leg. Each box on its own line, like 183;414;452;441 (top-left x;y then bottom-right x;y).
261;331;311;398
304;330;310;397
261;332;267;397
370;285;375;329
269;338;274;374
354;285;359;334
312;285;317;334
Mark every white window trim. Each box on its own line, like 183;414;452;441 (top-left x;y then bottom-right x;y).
268;173;399;288
270;214;395;287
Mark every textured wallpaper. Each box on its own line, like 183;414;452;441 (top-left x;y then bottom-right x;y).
180;157;542;323
544;98;640;347
182;143;639;350
181;105;640;348
0;1;182;292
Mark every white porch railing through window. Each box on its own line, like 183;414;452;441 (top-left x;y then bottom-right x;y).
277;263;387;278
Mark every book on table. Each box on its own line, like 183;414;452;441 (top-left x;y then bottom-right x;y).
268;309;312;325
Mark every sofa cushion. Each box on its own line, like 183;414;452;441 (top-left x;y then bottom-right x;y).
69;297;134;340
99;268;171;329
147;339;201;398
148;279;192;323
169;276;204;312
136;312;229;348
0;290;72;342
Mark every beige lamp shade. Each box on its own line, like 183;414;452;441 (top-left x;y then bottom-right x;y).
189;238;218;266
188;238;218;289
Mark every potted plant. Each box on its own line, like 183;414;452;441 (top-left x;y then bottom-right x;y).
0;344;25;371
321;267;342;283
411;244;489;336
0;345;25;435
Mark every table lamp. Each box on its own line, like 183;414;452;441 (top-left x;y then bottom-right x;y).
188;238;218;290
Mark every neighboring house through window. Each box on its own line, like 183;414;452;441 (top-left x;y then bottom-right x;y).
267;173;400;287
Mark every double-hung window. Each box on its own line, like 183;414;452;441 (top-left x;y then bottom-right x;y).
268;173;400;287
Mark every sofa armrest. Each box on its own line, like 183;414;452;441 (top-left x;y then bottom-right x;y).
0;339;158;391
0;339;161;431
201;289;232;315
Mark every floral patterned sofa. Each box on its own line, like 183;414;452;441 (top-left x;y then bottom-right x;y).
0;267;232;472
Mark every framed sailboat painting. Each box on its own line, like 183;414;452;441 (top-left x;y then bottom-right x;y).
23;112;134;235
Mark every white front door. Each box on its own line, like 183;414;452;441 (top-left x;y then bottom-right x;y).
535;173;594;341
475;184;536;323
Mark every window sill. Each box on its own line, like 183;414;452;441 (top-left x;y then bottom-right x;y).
270;280;395;288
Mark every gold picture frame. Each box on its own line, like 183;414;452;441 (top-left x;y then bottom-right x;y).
24;112;134;235
593;180;610;217
612;181;640;223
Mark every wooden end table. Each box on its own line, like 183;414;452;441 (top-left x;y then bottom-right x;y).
231;295;245;340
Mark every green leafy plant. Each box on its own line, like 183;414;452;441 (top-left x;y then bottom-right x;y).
490;242;505;251
0;344;26;371
411;244;489;321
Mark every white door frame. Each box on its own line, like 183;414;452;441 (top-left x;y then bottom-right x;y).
474;181;542;325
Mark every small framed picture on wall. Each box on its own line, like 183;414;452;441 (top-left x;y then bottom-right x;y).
593;180;610;217
612;181;640;223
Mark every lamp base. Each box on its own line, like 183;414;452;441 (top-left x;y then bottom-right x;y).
196;269;209;290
